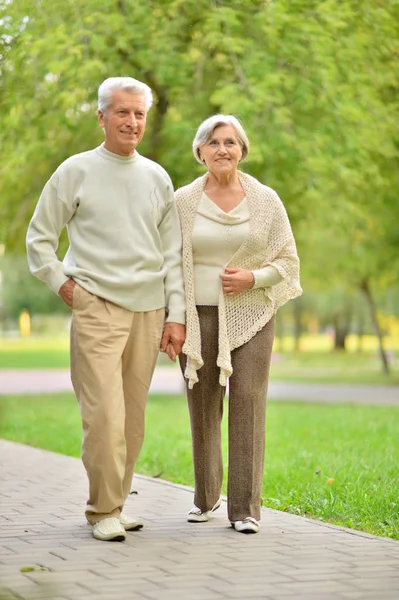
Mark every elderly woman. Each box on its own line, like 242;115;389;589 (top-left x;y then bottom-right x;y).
175;115;302;534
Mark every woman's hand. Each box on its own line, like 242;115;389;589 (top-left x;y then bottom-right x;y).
220;267;254;296
160;323;186;362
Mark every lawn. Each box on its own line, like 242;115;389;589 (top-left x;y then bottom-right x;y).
270;350;399;385
0;337;70;369
1;335;399;384
1;392;398;540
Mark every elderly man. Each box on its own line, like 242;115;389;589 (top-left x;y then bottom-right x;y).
26;77;186;541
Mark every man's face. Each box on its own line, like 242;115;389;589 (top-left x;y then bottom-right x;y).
98;90;147;156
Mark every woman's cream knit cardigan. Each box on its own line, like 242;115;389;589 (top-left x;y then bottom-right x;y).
175;171;302;389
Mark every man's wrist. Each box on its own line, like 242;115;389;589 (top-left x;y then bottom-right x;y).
165;312;186;325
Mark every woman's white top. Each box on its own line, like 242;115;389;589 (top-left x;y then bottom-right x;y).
192;193;282;305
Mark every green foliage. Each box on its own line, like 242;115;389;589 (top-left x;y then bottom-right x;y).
1;1;398;241
0;0;398;360
0;256;69;317
0;391;398;539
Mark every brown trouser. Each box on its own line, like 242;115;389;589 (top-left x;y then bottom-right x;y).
70;284;164;524
180;306;274;522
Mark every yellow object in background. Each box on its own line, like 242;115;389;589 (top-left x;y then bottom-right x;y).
19;310;31;337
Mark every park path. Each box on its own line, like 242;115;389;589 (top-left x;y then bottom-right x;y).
1;439;398;600
1;367;399;405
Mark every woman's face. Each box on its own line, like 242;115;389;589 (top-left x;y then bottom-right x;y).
199;125;242;176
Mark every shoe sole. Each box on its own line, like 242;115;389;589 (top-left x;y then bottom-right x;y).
123;523;144;532
93;532;126;542
230;522;259;534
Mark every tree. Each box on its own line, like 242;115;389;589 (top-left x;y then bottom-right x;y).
1;0;398;366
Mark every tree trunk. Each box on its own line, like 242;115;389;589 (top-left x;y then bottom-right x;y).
143;78;169;164
360;279;390;375
332;311;351;351
293;298;302;352
356;318;364;353
333;320;348;350
275;313;284;353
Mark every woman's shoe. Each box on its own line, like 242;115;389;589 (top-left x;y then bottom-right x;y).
187;497;222;522
231;517;260;534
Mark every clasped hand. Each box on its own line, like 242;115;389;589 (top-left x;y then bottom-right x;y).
220;267;254;296
160;322;186;362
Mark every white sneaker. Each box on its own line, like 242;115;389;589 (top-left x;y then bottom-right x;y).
92;517;126;541
231;517;260;534
120;513;144;531
187;497;222;523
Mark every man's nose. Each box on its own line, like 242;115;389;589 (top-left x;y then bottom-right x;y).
125;113;137;127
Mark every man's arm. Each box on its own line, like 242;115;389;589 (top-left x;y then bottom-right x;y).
158;189;186;360
26;170;77;296
158;193;186;325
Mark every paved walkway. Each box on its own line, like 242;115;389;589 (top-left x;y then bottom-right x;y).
1;368;399;405
0;440;398;600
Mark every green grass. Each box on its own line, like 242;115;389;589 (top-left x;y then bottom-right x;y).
1;393;398;539
0;337;70;369
271;351;399;385
1;336;399;384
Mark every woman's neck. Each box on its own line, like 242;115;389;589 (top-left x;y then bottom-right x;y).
205;170;241;190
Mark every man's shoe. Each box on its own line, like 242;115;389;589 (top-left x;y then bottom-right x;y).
120;513;144;531
92;517;126;541
187;497;222;523
231;517;260;534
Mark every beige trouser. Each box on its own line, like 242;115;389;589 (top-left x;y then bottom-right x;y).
179;306;274;522
70;284;164;524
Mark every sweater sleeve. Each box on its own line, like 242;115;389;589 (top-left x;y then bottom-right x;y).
158;189;186;324
252;265;283;289
26;170;77;294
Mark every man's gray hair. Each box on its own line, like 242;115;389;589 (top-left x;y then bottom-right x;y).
98;77;153;114
192;114;250;164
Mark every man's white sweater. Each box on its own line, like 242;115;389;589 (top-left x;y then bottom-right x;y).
26;144;185;324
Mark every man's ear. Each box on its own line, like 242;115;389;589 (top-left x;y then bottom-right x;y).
97;109;105;128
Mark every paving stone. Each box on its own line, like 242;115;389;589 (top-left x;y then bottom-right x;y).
0;439;398;600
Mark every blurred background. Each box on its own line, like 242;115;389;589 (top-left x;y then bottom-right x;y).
0;0;398;381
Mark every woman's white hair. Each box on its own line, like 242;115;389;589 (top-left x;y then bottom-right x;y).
98;77;153;114
192;114;250;164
